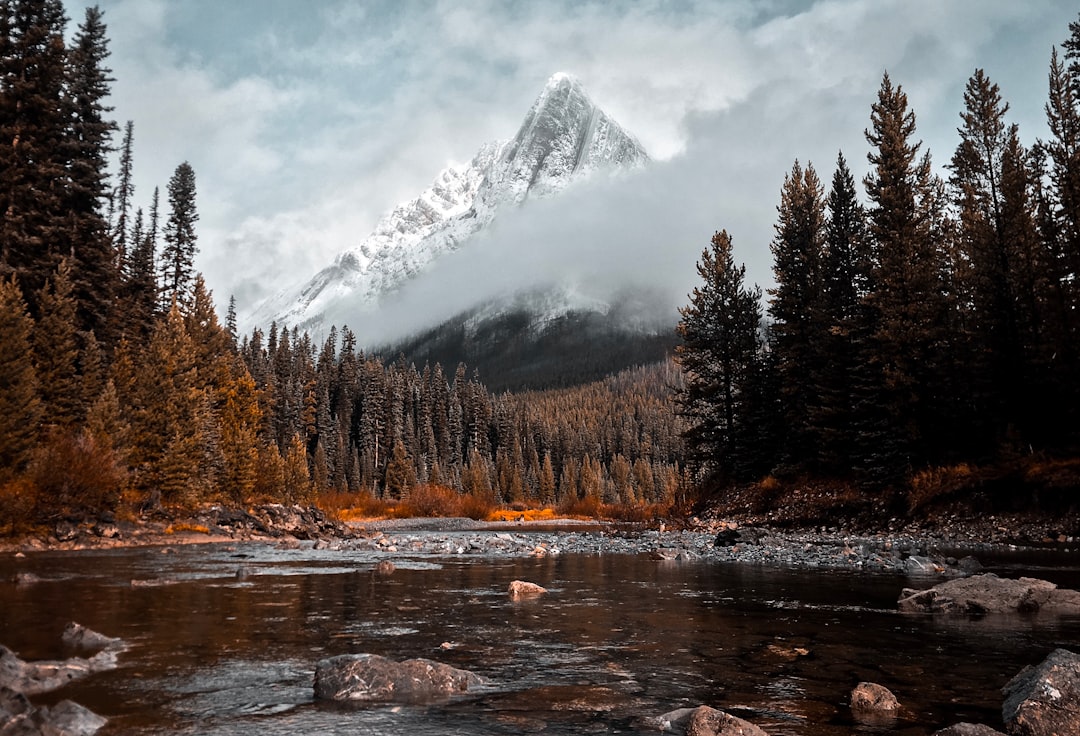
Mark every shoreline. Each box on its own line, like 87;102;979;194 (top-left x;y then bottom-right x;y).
3;506;1076;577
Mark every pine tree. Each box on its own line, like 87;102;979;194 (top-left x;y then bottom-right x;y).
0;0;70;312
814;152;869;473
0;275;41;478
120;205;157;339
64;5;117;342
160;161;198;311
675;230;763;484
112;120;134;264
767;160;826;473
384;438;415;500
33;260;81;427
862;72;952;481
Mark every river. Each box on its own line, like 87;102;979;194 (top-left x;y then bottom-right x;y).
2;533;1080;734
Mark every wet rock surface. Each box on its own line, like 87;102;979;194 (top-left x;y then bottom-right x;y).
932;724;1007;736
0;625;120;735
313;653;484;702
1002;648;1080;736
898;574;1080;615
507;580;547;599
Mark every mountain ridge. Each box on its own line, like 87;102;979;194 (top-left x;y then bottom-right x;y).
246;73;649;337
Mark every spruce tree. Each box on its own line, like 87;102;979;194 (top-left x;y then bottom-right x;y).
675;230;763;484
0;275;41;478
112;120;134;264
33;260;81;427
64;5;117;342
160;161;198;311
767;160;826;474
0;0;70;312
862;73;952;482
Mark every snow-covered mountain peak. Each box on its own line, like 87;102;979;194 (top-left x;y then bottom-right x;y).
246;74;649;336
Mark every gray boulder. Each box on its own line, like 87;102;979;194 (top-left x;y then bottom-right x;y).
313;654;483;702
0;687;106;736
1002;648;1080;736
0;646;117;697
898;574;1080;615
60;623;124;654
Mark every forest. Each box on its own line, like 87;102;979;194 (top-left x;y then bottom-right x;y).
1;1;1079;534
677;15;1080;515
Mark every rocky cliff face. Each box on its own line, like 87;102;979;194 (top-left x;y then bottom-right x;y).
247;73;649;336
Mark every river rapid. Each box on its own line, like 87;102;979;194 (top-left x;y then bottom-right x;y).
2;529;1080;735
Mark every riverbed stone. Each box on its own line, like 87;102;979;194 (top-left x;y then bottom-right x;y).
683;705;769;736
0;646;118;697
60;623;123;653
1002;648;1080;736
313;653;483;702
508;580;547;599
899;574;1080;615
932;724;1006;736
851;682;900;711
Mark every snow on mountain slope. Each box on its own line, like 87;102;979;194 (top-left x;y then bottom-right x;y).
246;73;649;336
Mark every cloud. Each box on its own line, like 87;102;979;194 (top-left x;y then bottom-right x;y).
82;0;1080;326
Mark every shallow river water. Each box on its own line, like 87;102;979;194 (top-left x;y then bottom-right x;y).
2;534;1080;735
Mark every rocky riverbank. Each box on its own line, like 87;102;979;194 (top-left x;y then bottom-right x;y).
4;504;1077;579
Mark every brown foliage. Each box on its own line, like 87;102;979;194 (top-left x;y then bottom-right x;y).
319;490;390;522
0;478;40;534
27;429;125;518
395;484;461;517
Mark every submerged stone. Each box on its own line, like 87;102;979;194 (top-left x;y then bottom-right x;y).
313;653;483;702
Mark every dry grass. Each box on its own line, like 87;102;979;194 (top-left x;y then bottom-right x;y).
488;507;559;522
319;490;391;522
165;523;210;535
908;463;974;512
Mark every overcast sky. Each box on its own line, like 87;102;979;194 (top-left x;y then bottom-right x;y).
73;0;1079;338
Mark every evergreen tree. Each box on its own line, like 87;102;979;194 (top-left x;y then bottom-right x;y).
862;72;952;481
767;160;826;473
0;0;70;312
112;120;134;264
33;260;81;427
64;5;117;342
160;161;198;310
675;230;763;484
121;205;157;339
384;438;415;500
0;275;41;477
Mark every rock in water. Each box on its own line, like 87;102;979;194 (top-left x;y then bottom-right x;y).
898;574;1080;615
683;705;769;736
851;682;900;711
508;580;547;599
61;623;124;653
932;724;1006;735
0;687;107;735
313;654;483;702
1002;648;1080;736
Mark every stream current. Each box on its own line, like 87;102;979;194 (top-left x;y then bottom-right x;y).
2;533;1080;735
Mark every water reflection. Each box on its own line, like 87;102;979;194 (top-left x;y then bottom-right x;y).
1;542;1079;735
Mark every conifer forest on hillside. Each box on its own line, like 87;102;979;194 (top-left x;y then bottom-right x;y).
2;2;1080;534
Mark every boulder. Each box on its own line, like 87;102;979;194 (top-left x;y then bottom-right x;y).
313;653;483;702
508;580;547;600
932;724;1006;736
374;560;395;576
0;688;108;736
683;705;769;736
713;527;766;547
0;646;117;697
60;623;124;653
1002;648;1080;736
851;682;900;712
898;574;1080;615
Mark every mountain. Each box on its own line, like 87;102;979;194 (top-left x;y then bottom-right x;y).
248;73;677;390
247;73;649;335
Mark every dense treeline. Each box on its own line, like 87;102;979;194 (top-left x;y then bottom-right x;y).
237;329;686;509
0;1;684;530
677;15;1080;497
